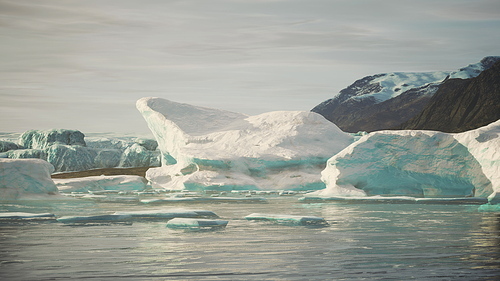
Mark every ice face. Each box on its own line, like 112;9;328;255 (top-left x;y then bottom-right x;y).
119;143;161;168
53;175;148;193
315;120;500;199
0;158;58;199
166;218;228;230
136;97;354;191
113;209;219;219
19;129;86;150
46;144;97;172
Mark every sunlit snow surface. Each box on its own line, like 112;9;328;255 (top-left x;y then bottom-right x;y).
137;97;353;191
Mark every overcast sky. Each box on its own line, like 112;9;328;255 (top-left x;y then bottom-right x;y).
1;0;499;135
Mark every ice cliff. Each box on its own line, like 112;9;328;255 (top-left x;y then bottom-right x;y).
136;97;354;191
0;158;58;199
313;120;500;199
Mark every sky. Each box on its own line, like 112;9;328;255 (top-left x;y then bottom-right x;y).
1;0;499;136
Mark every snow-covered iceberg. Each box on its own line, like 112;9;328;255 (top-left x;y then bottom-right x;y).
53;175;148;193
166;218;228;231
136;97;353;191
0;158;59;199
113;209;219;219
312;120;500;200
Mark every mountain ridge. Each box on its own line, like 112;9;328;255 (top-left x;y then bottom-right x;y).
312;56;500;132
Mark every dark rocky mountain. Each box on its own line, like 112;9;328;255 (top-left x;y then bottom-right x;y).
398;60;500;133
312;56;500;133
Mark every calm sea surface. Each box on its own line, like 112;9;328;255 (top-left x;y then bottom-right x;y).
1;197;499;280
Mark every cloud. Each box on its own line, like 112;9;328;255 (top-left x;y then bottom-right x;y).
0;0;499;133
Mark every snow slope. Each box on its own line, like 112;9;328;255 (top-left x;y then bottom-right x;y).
312;120;500;199
137;97;353;191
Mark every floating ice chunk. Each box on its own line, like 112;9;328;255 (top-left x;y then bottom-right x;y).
299;196;488;205
54;175;148;193
141;196;267;204
245;213;328;226
78;194;140;203
414;197;488;205
136;97;353;191
166;218;228;231
114;209;218;220
478;204;500;212
57;214;132;224
0;158;58;199
0;140;19;152
315;120;500;199
0;212;56;220
19;129;86;150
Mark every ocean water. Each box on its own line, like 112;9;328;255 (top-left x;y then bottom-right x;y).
0;197;499;280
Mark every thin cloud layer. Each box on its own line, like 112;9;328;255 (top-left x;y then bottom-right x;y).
0;0;499;134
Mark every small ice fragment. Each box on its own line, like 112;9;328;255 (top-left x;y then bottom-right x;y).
166;218;228;231
113;209;219;219
245;213;329;226
0;212;56;220
56;214;132;224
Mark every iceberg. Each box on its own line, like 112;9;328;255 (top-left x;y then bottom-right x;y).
113;209;219;220
299;196;488;205
140;196;267;204
312;120;500;200
53;175;148;193
94;149;122;168
245;213;329;226
46;144;97;172
166;218;228;230
119;143;161;168
136;97;353;191
0;158;58;199
0;212;56;220
19;129;86;150
7;149;47;160
4;131;161;173
57;214;132;224
0;140;19;152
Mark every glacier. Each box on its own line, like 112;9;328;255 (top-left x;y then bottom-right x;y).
0;158;59;199
311;120;500;201
136;97;354;191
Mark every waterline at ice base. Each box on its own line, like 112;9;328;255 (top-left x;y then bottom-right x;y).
136;97;500;203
